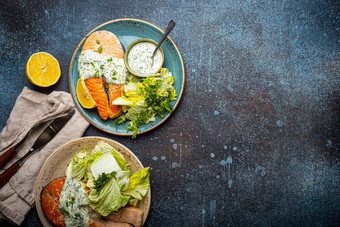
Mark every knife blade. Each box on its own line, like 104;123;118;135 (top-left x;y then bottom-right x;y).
0;109;75;188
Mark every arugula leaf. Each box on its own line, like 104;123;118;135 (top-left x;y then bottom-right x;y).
94;171;116;192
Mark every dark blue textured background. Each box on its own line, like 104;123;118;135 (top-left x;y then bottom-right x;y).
1;0;339;226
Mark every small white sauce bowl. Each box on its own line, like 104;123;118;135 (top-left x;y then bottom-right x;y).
124;38;165;78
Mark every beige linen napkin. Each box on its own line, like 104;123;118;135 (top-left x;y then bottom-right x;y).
0;87;90;225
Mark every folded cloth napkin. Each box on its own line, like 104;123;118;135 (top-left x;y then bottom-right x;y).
0;87;90;225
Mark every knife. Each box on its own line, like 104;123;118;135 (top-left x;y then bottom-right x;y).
0;128;33;168
0;109;75;188
0;111;74;168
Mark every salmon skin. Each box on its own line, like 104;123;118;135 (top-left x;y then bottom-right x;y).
81;30;125;120
41;177;66;227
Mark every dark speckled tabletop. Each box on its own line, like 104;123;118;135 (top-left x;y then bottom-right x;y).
1;0;340;226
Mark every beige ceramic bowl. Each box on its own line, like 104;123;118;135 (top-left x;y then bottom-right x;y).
35;136;151;226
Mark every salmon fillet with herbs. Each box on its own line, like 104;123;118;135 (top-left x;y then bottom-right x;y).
85;77;111;120
81;30;125;120
41;177;66;227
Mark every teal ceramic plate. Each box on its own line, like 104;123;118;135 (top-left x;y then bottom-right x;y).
69;18;185;136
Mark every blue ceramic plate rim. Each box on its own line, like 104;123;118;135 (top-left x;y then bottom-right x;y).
68;18;185;136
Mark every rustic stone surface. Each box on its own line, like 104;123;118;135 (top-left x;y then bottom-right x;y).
0;0;339;226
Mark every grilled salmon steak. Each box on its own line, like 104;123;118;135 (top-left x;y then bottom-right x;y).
81;30;125;120
41;177;66;227
85;77;111;120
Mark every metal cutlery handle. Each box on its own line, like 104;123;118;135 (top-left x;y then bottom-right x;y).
152;20;176;57
0;162;20;188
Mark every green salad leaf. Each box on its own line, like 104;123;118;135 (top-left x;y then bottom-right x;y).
94;172;116;192
122;167;150;200
111;149;130;171
88;175;130;216
114;68;177;138
92;140;130;171
116;170;130;191
127;110;150;139
114;114;127;125
73;141;150;216
65;147;91;180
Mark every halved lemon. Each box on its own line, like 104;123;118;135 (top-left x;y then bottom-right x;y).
26;52;61;87
76;77;96;109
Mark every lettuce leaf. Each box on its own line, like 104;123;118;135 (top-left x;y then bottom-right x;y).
90;141;130;179
122;167;150;200
94;171;116;192
111;97;135;106
114;68;177;138
93;141;130;171
112;156;129;173
88;176;130;216
116;170;130;191
127;110;150;139
65;147;91;180
92;140;113;154
125;106;148;120
152;67;168;77
114;114;127;126
87;141;133;216
125;106;156;123
90;153;122;180
66;141;150;216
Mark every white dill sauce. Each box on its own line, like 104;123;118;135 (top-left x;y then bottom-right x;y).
127;41;163;76
78;49;129;84
59;177;89;227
